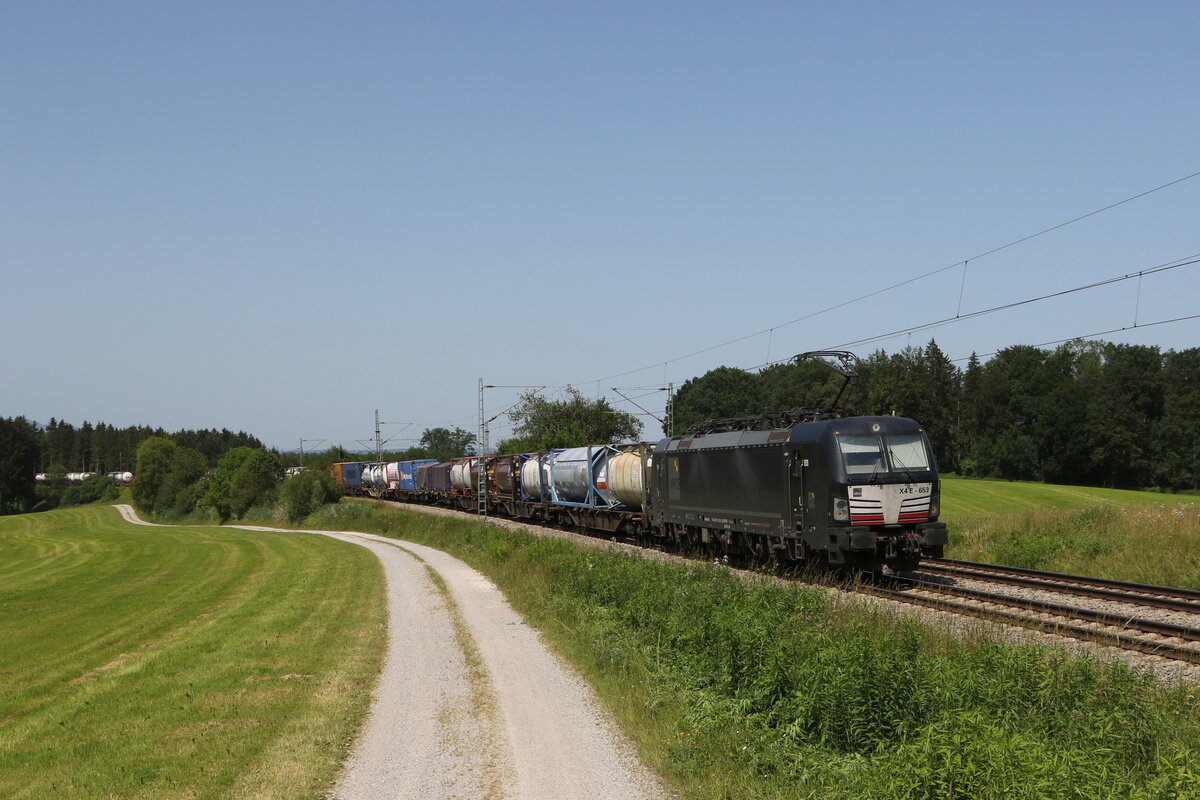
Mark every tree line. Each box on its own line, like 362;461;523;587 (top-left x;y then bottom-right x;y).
670;339;1200;491
0;419;266;515
36;418;265;474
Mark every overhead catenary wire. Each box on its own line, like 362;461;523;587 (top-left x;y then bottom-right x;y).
950;313;1200;363
725;252;1200;373
821;254;1200;353
574;168;1200;387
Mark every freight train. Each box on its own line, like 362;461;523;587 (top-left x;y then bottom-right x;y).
328;412;947;573
34;471;133;486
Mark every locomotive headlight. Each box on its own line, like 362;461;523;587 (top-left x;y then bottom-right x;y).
930;499;939;518
833;497;850;521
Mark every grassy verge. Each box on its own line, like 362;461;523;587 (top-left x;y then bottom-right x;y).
298;500;1200;800
0;505;385;800
945;503;1200;588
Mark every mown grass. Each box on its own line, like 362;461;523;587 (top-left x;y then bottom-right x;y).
942;476;1200;519
0;505;386;800
299;499;1200;800
942;478;1200;587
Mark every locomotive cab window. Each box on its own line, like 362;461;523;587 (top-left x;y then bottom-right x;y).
837;435;884;475
885;434;932;472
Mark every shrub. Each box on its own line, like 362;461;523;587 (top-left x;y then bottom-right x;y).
280;470;341;523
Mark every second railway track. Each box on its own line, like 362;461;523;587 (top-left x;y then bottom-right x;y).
865;559;1200;666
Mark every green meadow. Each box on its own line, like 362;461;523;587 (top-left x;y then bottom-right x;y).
942;476;1200;518
0;505;385;800
941;477;1200;588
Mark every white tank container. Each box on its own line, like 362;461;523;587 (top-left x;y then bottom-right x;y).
361;464;386;491
519;457;539;499
607;451;646;507
520;453;554;500
451;458;478;492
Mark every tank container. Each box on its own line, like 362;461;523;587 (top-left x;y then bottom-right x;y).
450;460;469;492
607;451;647;507
362;464;387;491
520;454;549;500
451;458;481;493
492;457;514;495
550;446;619;506
385;462;401;489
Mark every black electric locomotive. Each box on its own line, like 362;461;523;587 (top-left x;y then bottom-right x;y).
648;413;947;572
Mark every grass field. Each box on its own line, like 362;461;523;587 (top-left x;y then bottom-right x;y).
942;476;1200;518
941;478;1200;588
0;505;385;800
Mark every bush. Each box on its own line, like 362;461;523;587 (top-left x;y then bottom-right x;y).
280;470;341;523
76;473;119;505
230;450;282;519
58;487;82;508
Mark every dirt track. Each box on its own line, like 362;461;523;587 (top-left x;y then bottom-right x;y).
113;505;668;800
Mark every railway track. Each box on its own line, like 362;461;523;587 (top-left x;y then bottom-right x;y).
921;558;1200;612
861;559;1200;665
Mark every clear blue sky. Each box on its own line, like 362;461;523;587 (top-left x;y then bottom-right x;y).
4;1;1198;451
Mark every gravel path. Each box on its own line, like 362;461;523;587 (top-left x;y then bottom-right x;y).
112;505;669;800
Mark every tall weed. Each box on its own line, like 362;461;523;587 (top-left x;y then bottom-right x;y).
952;503;1200;588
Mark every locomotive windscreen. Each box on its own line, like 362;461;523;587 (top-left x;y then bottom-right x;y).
885;434;932;472
837;433;932;476
838;435;884;475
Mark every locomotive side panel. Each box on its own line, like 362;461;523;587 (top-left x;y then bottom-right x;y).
657;443;791;536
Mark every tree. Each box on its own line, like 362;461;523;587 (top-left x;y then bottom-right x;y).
158;446;209;515
1087;344;1163;488
670;366;762;434
201;446;255;521
957;352;984;475
131;437;178;514
758;360;848;414
34;464;70;511
280;469;341;522
230;449;282;518
505;387;643;451
915;340;960;472
971;345;1049;480
418;427;477;461
1036;342;1097;485
1156;348;1200;490
75;473;120;505
0;417;38;514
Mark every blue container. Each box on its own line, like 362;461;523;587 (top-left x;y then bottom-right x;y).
340;462;368;488
397;459;438;491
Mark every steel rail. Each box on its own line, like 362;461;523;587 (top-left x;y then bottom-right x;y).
931;558;1200;601
860;583;1200;665
869;576;1200;664
917;562;1200;615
